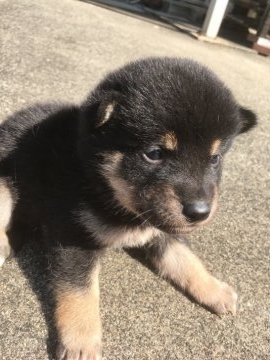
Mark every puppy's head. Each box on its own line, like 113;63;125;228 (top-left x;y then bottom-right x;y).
79;58;256;234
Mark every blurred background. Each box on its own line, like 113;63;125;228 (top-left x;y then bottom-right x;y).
87;0;270;55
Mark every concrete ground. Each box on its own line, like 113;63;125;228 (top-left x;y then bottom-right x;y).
0;0;269;359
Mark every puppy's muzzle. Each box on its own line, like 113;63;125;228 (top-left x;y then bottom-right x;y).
182;201;211;222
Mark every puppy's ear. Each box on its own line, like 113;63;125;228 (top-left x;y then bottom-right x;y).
95;98;117;128
83;91;121;129
237;107;257;134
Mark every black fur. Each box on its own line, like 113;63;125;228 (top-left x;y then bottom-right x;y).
0;57;256;358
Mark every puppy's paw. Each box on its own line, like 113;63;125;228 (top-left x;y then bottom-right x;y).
201;278;238;315
57;340;102;360
0;233;12;267
55;283;102;360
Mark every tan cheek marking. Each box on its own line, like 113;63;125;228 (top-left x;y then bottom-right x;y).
145;184;186;227
101;152;123;173
55;265;101;351
107;176;137;214
211;139;221;155
97;102;116;127
101;152;137;214
161;131;178;150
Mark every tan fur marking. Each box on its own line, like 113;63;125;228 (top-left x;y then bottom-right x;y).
78;210;160;248
154;240;237;315
0;181;13;266
161;131;178;150
55;264;102;352
101;152;137;214
103;226;160;249
0;231;11;266
108;176;137;214
97;224;160;248
211;139;221;155
97;102;116;127
159;242;213;293
0;180;13;230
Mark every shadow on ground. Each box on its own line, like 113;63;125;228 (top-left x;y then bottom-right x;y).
13;238;57;360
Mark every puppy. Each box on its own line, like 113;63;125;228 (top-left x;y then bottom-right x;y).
0;58;256;359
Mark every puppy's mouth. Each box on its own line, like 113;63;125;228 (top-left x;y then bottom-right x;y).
155;223;198;235
136;211;204;235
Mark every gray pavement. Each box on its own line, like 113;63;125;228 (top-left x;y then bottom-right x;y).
0;1;269;359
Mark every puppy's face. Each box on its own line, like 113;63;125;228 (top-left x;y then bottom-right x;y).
80;58;256;234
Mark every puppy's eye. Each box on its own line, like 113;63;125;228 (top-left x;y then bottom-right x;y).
210;154;221;166
143;148;163;163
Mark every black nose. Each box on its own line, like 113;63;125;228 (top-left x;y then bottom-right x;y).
182;201;211;222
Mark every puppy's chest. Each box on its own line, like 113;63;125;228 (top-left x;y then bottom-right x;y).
78;211;161;248
100;226;161;248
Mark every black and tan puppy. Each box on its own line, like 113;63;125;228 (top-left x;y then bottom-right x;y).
0;58;256;359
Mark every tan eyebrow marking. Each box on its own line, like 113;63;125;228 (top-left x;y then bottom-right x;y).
161;131;178;150
211;139;221;155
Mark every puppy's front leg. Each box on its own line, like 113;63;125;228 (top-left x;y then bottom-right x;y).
147;237;237;315
49;247;102;360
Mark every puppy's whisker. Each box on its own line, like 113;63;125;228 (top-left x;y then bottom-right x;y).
140;216;152;227
130;209;154;222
